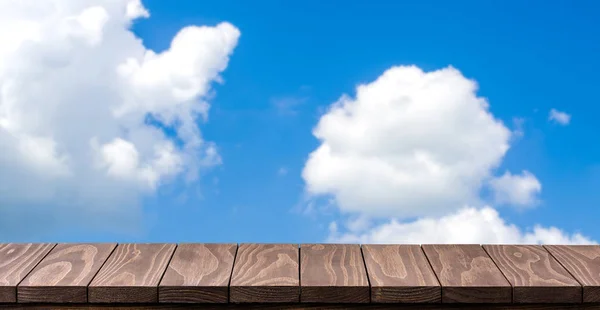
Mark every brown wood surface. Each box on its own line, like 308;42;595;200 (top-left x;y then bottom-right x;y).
17;243;116;303
3;303;600;309
88;243;176;303
362;244;440;303
422;244;511;303
300;244;369;303
484;245;581;303
3;242;600;306
545;245;600;302
229;243;299;303
159;243;237;303
0;243;55;303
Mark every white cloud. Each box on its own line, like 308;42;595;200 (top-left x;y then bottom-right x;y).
97;138;142;179
0;0;240;237
344;215;371;233
303;65;588;244
17;134;70;177
329;207;594;245
549;108;571;125
91;137;183;188
489;170;541;207
302;65;532;218
125;0;149;19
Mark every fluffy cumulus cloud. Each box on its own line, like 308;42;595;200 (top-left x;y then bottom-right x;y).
303;65;591;244
305;65;524;217
328;207;595;244
0;0;239;236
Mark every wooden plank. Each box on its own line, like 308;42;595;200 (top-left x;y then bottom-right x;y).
421;244;511;303
88;243;176;303
484;245;581;303
3;303;600;310
17;243;117;303
545;245;600;302
300;244;369;303
0;243;55;303
158;243;237;303
230;243;299;303
362;244;440;303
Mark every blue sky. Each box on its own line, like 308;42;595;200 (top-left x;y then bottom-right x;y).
1;0;599;244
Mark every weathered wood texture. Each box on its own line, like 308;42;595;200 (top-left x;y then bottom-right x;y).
545;245;600;303
0;243;55;303
300;244;369;303
362;244;440;303
2;243;600;306
3;303;600;309
88;243;176;303
484;245;581;303
422;244;512;303
229;244;299;303
159;244;237;303
18;243;116;303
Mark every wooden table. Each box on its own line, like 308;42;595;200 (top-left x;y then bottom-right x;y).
1;243;600;309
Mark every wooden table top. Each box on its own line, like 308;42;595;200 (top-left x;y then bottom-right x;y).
1;243;599;309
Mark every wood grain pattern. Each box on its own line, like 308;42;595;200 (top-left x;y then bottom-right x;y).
484;245;581;303
230;244;299;303
4;303;600;310
484;245;582;303
421;244;511;303
362;245;440;303
545;245;600;302
88;243;176;303
300;244;369;303
3;242;599;306
0;243;55;303
17;243;116;303
159;243;237;303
